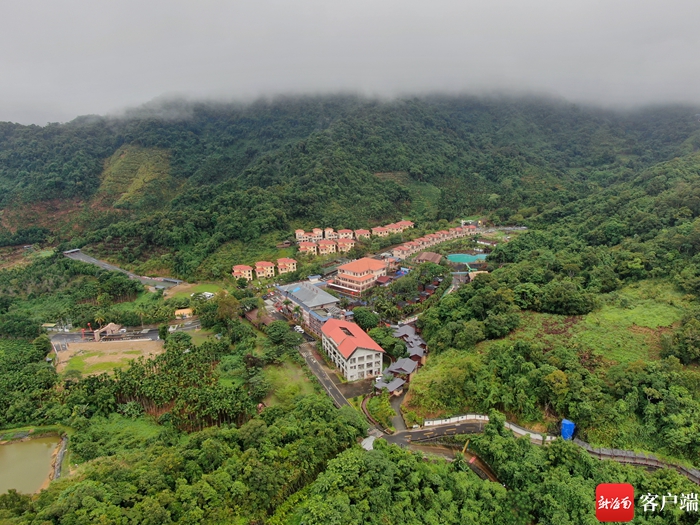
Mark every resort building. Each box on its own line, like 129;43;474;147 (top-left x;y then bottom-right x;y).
354;229;371;240
317;239;337;255
338;229;354;239
324;228;338;240
277;258;298;274
321;319;385;381
298;241;318;256
232;265;254;281
372;226;389;237
255;261;275;279
330;257;387;295
336;238;356;253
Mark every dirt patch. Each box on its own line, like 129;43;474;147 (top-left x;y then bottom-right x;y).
628;324;673;360
163;282;198;298
57;339;164;375
0;246;32;270
542;316;582;335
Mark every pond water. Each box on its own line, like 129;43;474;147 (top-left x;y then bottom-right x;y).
447;253;487;264
0;437;60;494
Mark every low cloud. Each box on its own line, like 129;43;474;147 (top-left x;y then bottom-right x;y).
1;0;699;124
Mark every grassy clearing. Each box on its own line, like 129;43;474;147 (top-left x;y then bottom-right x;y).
475;279;687;364
263;357;315;407
189;329;216;346
168;283;225;299
60;340;164;376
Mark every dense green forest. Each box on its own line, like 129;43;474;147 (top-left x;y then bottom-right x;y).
4;95;700;523
2;95;699;279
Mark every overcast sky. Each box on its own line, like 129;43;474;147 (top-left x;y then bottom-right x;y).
1;0;699;124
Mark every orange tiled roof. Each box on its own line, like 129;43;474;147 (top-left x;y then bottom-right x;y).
338;257;386;273
322;319;384;359
233;264;253;271
277;258;297;264
256;261;274;267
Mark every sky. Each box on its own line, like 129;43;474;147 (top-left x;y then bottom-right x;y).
1;0;699;124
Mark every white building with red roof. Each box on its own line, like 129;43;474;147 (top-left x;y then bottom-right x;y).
336;238;356;253
318;239;337;255
298;241;318;256
255;261;275;279
232;264;254;281
277;258;297;274
338;229;354;239
371;226;389;237
321;319;385;381
354;229;371;239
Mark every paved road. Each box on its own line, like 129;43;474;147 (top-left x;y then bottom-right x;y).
390;393;407;432
50;321;200;353
386;420;487;446
63;250;182;288
298;342;349;408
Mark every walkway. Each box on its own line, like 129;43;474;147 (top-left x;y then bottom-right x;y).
390;393;407;432
298;342;349;408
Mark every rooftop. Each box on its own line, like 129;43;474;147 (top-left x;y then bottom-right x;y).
338;257;386;273
277;281;339;309
256;261;274;267
277;257;297;264
414;252;443;264
375;376;405;392
322;319;384;359
387;357;417;375
233;264;253;271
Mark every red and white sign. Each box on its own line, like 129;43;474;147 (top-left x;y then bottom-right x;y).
596;483;634;522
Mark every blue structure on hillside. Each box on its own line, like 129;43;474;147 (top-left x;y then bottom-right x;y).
561;419;576;440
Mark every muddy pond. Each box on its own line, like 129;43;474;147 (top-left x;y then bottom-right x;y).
0;437;60;494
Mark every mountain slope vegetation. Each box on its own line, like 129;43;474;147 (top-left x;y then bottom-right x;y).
2;95;699;279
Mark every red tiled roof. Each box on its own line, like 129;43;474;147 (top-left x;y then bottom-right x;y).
372;226;388;232
396;220;414;226
355;229;370;234
277;258;297;264
376;276;393;284
338;257;386;273
318;239;336;245
298;242;316;247
256;261;274;268
322;319;384;359
338;229;353;233
337;238;355;244
233;265;253;271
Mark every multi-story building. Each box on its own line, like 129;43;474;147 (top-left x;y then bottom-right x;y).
321;319;385;381
298;242;318;256
385;223;403;235
277;258;297;274
336;238;356;253
392;245;411;259
318;239;337;255
354;229;371;240
232;265;254;281
338;229;354;239
276;281;341;336
295;229;324;242
372;226;389;237
395;220;415;230
324;228;338;240
255;261;275;279
330;257;387;295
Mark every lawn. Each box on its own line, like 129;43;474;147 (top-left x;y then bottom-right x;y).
263;356;315;407
167;282;225;300
189;329;216;346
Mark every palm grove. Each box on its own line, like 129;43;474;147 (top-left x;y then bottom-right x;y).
2;95;700;523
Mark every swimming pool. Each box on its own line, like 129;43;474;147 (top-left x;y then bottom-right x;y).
447;253;487;264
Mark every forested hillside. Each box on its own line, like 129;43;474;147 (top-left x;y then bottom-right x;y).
2;96;699;279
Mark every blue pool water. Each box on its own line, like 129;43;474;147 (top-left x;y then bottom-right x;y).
447;253;487;264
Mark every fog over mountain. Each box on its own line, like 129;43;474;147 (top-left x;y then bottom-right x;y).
2;0;699;124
